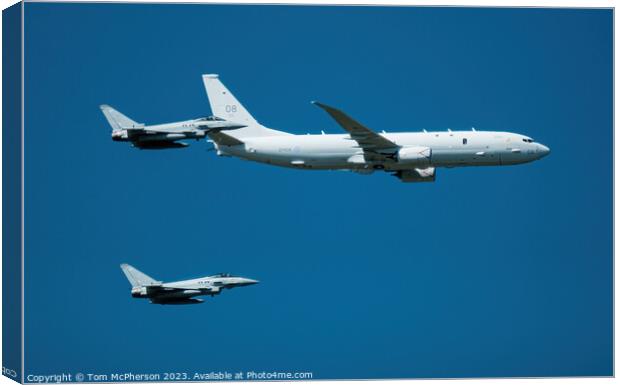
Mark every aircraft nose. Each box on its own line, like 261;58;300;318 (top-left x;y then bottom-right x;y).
537;144;550;158
240;278;259;286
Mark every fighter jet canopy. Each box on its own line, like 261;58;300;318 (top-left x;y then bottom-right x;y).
197;116;226;122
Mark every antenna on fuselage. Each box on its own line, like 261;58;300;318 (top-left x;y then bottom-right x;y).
423;129;427;133
321;130;325;135
447;128;452;132
472;127;476;132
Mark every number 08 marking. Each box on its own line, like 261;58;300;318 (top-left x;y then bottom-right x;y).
225;105;238;113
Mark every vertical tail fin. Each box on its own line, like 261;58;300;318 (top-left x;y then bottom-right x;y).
202;74;290;138
100;105;141;130
202;74;258;126
120;264;159;287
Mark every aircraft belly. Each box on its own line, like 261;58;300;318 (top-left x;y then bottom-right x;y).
231;141;512;170
430;149;501;167
153;289;201;300
248;147;356;170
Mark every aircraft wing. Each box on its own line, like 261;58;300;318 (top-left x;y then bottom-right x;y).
126;122;245;135
125;126;193;135
143;282;164;287
161;284;220;295
124;126;197;146
145;127;188;134
312;102;398;160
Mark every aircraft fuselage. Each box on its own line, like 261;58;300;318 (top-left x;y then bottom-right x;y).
128;273;259;304
214;130;550;171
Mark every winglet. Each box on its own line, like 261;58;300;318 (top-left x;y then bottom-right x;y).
311;100;331;110
311;101;344;117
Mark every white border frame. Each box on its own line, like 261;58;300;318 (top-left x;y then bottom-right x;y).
0;1;615;385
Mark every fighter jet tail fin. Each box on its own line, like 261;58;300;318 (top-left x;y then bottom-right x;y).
202;74;291;138
100;105;141;130
120;264;160;287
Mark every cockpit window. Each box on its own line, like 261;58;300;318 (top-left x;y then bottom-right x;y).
522;138;534;143
213;273;231;278
198;116;225;122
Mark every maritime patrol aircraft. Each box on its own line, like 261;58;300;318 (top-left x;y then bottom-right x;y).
120;264;259;304
202;74;550;182
100;104;245;149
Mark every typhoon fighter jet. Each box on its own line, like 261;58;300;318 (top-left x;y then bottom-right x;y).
100;105;245;149
201;74;550;182
120;264;259;305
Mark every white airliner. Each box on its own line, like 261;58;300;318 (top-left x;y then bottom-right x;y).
202;74;550;183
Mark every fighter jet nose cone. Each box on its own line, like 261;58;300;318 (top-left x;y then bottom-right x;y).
241;278;259;286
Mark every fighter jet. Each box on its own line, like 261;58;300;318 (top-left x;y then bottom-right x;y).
120;264;258;305
201;74;550;182
100;104;245;149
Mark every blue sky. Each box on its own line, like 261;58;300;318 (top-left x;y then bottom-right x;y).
23;4;611;379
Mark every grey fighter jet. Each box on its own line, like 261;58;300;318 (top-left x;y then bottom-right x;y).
120;264;259;305
100;105;245;149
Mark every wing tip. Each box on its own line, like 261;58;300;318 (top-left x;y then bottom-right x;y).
312;101;330;110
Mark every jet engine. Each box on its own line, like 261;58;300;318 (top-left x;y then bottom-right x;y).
397;167;436;183
131;287;148;298
397;146;431;165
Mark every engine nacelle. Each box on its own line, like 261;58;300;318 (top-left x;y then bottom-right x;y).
397;146;431;165
111;131;129;141
399;167;436;183
131;287;148;298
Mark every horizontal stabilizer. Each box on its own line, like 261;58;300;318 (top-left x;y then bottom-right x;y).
208;131;244;146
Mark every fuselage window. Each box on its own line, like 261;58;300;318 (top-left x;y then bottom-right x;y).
463;138;468;145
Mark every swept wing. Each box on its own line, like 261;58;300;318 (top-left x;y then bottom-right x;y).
312;101;398;161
